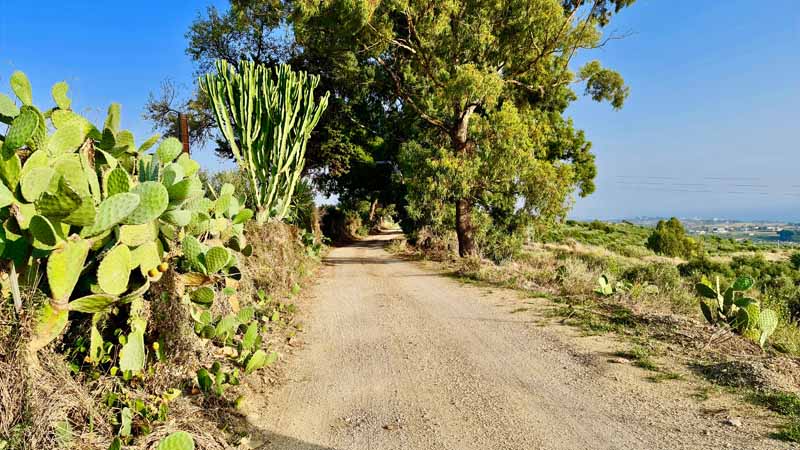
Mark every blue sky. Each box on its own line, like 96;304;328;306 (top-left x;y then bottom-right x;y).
0;0;234;172
1;1;798;220
567;0;800;221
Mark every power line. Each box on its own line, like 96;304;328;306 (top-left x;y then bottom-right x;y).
608;184;800;197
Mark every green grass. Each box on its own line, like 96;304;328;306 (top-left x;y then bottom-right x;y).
646;371;683;383
553;304;624;335
747;390;800;442
773;421;800;442
614;346;659;371
613;345;689;383
749;390;800;416
551;299;641;336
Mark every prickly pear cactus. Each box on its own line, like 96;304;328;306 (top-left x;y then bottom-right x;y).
758;309;779;348
0;70;254;357
694;276;780;348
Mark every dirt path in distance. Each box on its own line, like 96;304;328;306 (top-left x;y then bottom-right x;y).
244;232;790;450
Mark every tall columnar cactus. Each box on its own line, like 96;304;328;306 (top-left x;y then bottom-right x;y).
0;70;254;358
201;60;329;223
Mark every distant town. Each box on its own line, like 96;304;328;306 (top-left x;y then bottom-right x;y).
618;217;800;244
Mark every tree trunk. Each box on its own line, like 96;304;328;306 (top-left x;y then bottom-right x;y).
452;105;478;257
368;198;379;224
455;198;476;257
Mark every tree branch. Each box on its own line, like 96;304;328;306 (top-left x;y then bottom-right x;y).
374;54;449;132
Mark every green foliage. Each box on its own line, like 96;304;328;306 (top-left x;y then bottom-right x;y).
678;255;734;279
621;262;681;291
645;217;698;258
0;70;253;361
594;274;631;297
202;61;329;223
595;275;615;296
549;220;655;258
790;252;800;270
748;390;800;443
476;225;524;264
196;361;240;396
295;0;634;256
244;349;277;374
156;431;195;450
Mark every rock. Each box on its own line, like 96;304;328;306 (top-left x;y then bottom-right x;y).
723;417;742;428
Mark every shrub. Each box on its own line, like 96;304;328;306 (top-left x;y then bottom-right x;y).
678;256;734;279
791;252;800;270
320;206;364;242
478;229;523;264
622;262;682;290
287;180;319;233
729;254;797;292
645;217;698;258
557;257;599;296
587;220;613;233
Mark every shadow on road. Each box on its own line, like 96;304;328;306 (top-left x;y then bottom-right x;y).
323;231;405;266
324;257;403;266
247;427;339;450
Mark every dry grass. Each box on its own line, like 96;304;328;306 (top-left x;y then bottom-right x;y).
138;399;234;450
22;352;113;450
0;299;28;445
0;222;320;449
148;266;200;366
244;222;310;295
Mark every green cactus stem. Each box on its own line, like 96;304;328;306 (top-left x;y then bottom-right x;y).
202;60;329;223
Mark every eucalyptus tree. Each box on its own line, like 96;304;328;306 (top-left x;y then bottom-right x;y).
293;0;635;256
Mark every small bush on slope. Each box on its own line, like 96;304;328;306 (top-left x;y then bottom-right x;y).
646;217;699;258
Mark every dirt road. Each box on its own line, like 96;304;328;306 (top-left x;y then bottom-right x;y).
248;232;789;450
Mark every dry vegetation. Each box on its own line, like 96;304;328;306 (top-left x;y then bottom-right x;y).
389;220;800;442
0;223;321;449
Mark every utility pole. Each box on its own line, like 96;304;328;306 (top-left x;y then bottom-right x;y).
178;113;190;154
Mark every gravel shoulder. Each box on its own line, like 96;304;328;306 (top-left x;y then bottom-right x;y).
243;232;791;450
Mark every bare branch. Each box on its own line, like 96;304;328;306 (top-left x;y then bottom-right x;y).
366;21;417;54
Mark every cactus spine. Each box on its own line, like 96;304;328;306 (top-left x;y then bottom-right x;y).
202;60;329;223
